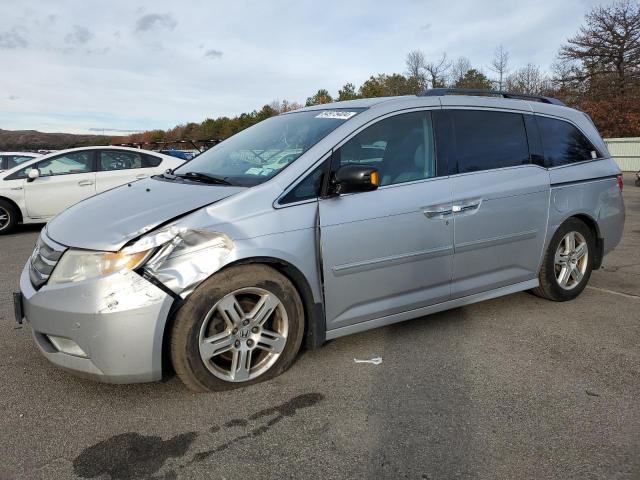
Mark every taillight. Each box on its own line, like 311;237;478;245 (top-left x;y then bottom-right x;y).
616;174;623;191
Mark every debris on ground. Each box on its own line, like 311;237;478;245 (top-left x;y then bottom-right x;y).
354;357;382;365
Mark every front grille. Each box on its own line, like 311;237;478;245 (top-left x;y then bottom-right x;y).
29;232;66;289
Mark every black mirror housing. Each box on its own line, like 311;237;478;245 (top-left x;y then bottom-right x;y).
332;165;379;195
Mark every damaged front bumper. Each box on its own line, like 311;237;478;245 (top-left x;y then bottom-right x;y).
20;263;174;383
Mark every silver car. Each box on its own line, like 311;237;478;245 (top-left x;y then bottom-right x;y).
16;90;625;391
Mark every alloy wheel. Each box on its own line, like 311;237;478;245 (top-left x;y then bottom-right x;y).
0;207;10;231
198;287;288;382
554;231;588;290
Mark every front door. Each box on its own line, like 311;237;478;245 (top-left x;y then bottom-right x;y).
24;150;96;218
319;111;454;331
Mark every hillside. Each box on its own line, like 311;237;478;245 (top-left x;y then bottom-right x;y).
0;129;113;151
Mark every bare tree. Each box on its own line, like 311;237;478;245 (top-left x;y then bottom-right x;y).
558;0;640;96
489;45;510;90
268;99;303;113
268;99;282;113
406;50;427;90
506;64;551;95
424;52;451;88
450;57;472;86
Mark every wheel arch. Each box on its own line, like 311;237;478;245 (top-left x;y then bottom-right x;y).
569;213;603;269
160;255;326;377
222;256;326;350
0;195;23;223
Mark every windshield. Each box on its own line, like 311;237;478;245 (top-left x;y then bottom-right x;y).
172;109;364;186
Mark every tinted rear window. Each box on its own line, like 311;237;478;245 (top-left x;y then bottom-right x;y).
143;154;162;168
536;116;599;167
449;110;530;173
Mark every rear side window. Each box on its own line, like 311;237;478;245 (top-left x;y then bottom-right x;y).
98;151;162;171
536;116;599;167
142;154;162;168
99;150;143;171
0;155;34;170
448;110;530;173
9;155;35;169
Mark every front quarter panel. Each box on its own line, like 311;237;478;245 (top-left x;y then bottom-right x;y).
142;199;323;302
0;177;27;216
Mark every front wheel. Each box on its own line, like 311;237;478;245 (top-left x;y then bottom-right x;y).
532;218;595;302
0;199;19;235
171;264;305;392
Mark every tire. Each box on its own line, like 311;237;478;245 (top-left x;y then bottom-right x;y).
532;218;595;302
0;199;19;235
171;264;305;392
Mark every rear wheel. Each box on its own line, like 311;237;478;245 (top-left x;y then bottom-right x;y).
532;218;595;301
171;264;305;392
0;199;19;235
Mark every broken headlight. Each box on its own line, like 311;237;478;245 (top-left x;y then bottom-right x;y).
48;249;153;285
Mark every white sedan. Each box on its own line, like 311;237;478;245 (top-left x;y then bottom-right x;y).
0;146;184;234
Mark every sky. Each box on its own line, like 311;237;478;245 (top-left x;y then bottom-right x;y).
0;0;605;135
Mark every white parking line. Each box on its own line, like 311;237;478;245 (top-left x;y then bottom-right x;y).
587;285;640;300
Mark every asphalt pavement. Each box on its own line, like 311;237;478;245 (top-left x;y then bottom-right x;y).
0;174;638;480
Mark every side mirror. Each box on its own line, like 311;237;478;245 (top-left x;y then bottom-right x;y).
27;168;40;182
332;165;379;195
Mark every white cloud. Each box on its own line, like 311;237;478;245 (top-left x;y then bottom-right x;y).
204;49;223;59
135;13;177;33
0;0;602;134
0;27;28;49
64;25;93;44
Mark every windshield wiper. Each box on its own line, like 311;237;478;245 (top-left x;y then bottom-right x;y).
161;170;181;181
176;171;233;185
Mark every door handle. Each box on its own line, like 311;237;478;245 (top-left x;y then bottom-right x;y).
78;180;94;186
423;207;453;218
452;201;480;213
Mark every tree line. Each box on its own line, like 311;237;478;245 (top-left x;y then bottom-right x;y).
120;0;640;145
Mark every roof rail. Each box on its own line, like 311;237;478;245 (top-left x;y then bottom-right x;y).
420;88;566;106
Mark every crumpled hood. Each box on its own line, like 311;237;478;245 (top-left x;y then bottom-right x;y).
46;177;245;251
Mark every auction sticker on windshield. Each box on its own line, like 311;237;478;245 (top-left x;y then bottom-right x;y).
315;111;358;120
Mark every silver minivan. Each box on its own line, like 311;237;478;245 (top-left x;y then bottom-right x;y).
16;90;625;391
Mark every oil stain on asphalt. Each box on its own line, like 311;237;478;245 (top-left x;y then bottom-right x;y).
192;392;324;462
72;393;324;479
73;432;197;479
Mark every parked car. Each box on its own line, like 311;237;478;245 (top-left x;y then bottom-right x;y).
0;146;184;234
159;149;197;161
15;90;625;391
0;152;42;172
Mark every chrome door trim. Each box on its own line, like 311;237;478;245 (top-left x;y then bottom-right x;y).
423;207;453;218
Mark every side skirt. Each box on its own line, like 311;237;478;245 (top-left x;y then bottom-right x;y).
325;278;539;340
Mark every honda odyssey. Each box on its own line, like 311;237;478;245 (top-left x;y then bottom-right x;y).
15;90;625;391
